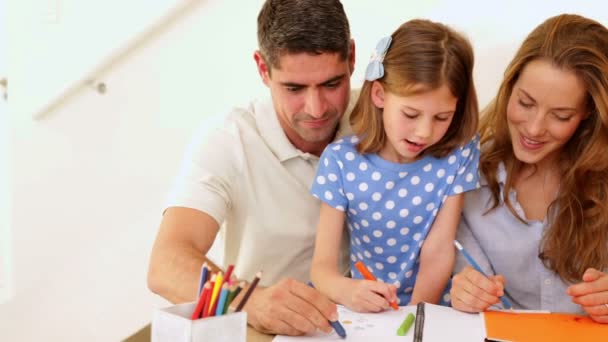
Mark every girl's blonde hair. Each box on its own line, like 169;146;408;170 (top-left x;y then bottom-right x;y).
480;14;608;282
350;19;478;157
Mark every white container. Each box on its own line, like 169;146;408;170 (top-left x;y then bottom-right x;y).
152;302;247;342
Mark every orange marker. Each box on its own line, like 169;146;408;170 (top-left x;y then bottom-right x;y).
354;261;399;310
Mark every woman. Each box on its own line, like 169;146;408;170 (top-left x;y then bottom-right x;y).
450;13;608;323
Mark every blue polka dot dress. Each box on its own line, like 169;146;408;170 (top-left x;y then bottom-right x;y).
311;135;481;306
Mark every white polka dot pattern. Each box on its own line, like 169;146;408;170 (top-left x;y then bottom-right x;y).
311;134;481;305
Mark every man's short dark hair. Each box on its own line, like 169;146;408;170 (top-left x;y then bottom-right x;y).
257;0;351;69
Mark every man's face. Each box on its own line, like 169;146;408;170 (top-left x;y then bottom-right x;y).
255;45;355;153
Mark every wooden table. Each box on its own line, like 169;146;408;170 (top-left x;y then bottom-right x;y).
123;323;273;342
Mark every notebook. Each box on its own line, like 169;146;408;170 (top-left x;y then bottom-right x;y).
484;310;608;342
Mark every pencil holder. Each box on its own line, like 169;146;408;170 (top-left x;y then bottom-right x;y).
152;302;247;342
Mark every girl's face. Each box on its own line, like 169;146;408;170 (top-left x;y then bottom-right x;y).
371;82;457;163
506;59;589;170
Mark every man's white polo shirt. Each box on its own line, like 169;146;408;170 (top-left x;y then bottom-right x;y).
166;98;353;286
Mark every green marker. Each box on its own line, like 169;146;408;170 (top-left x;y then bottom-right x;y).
397;313;416;336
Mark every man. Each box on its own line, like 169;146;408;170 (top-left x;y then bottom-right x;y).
147;0;356;336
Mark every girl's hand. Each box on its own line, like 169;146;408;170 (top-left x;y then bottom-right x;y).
343;279;397;313
450;266;505;313
567;268;608;323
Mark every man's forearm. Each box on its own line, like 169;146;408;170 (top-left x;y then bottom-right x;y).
148;244;221;303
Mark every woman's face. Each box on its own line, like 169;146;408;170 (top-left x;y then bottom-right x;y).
507;59;589;169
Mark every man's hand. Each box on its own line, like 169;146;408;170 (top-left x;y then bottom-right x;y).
238;278;337;336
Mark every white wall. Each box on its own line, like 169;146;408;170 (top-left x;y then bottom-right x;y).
3;0;264;340
0;0;11;304
2;1;607;341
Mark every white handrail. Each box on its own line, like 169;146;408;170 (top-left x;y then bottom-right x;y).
34;0;206;120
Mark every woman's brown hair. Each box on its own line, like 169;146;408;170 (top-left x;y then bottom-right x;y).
480;14;608;282
350;19;479;157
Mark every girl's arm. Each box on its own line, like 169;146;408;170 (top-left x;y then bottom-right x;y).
311;203;396;312
410;194;464;305
311;203;350;302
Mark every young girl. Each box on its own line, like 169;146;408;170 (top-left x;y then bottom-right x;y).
310;19;480;312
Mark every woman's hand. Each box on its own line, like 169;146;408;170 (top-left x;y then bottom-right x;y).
568;268;608;323
450;266;505;312
342;279;397;313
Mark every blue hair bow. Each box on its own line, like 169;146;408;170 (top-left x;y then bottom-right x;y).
364;36;392;81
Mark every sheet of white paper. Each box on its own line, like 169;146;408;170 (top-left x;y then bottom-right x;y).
273;304;485;342
422;304;485;341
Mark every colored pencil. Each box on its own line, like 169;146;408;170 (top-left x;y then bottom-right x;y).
224;264;235;284
222;283;238;315
197;262;209;296
235;271;262;312
202;277;215;318
215;283;230;316
191;282;211;320
208;272;224;316
232;281;245;300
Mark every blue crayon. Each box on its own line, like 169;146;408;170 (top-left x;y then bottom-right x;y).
307;282;347;338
